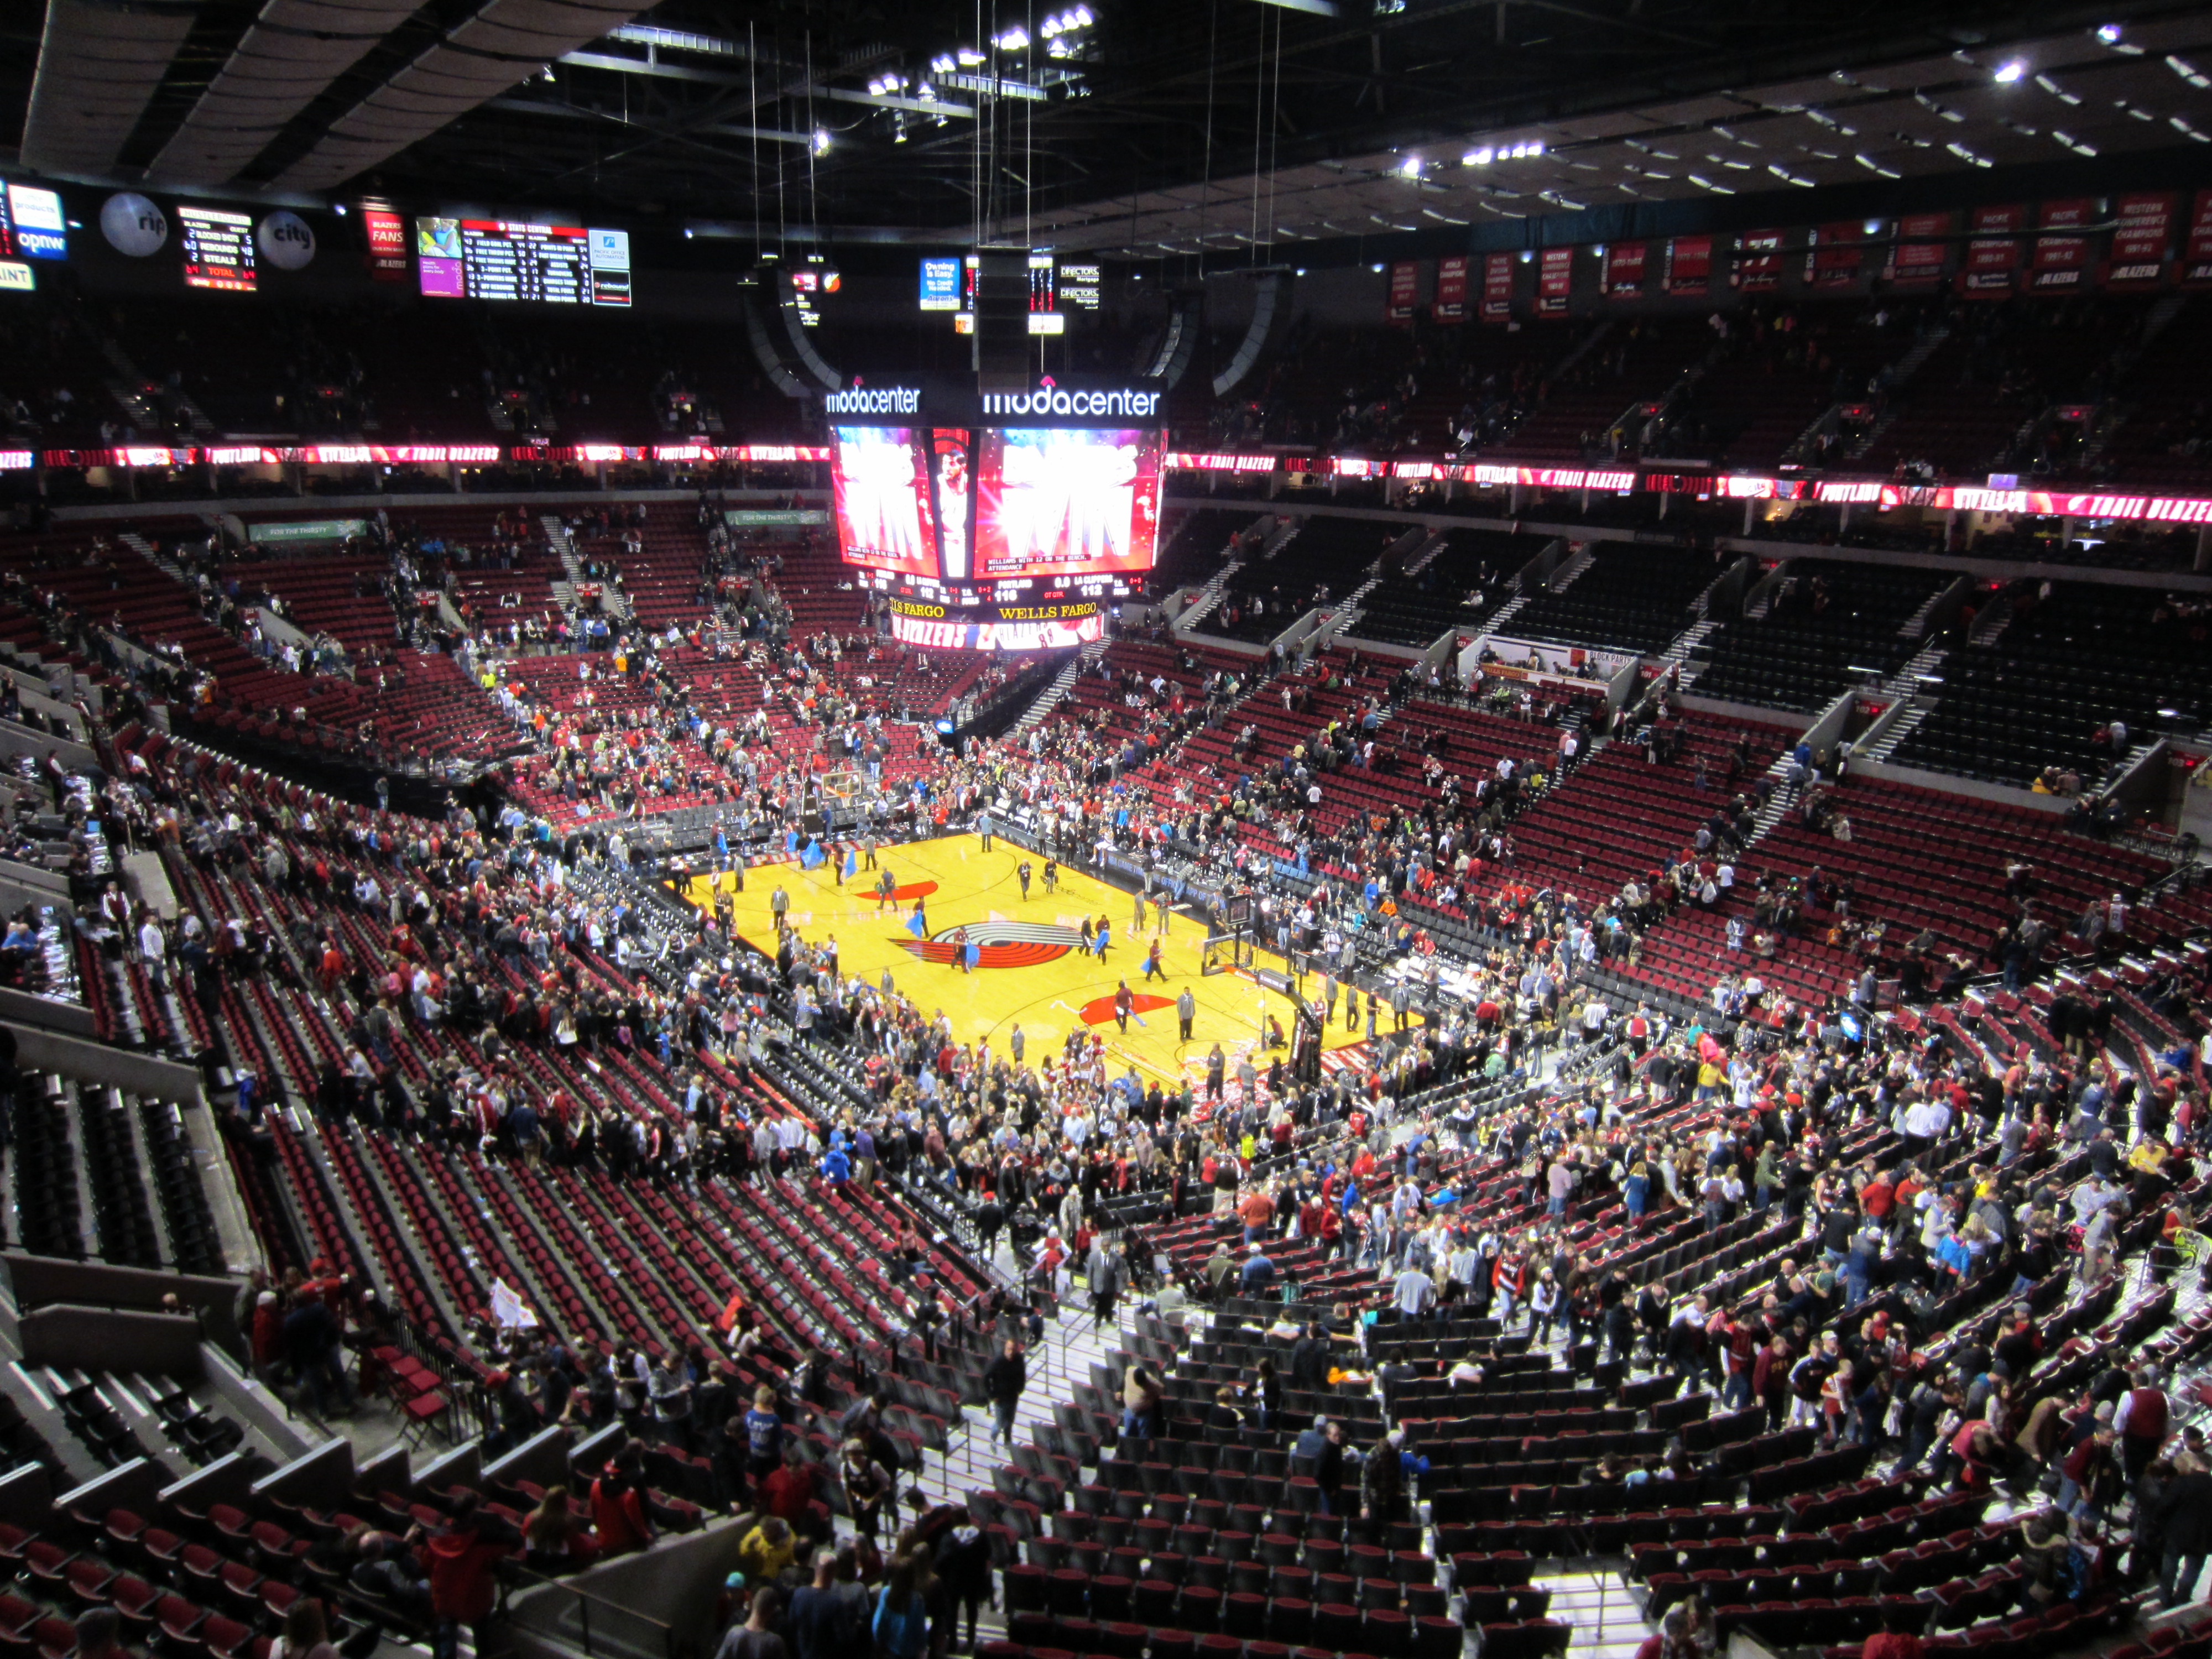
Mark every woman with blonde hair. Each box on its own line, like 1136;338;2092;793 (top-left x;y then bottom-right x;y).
523;1484;599;1568
278;1599;338;1659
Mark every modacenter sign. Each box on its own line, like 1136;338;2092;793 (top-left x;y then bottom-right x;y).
980;384;1159;419
822;384;922;416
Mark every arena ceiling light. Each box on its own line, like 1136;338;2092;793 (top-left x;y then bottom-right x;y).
1992;59;2027;83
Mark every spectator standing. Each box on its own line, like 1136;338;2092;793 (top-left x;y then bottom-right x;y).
983;1339;1026;1446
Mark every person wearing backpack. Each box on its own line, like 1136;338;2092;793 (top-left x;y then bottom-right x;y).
873;1545;934;1659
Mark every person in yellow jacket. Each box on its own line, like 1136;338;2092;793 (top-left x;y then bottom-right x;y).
733;1515;796;1583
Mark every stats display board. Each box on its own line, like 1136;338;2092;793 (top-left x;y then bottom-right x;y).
415;218;632;305
973;427;1161;580
918;254;1102;331
830;427;938;578
180;206;255;292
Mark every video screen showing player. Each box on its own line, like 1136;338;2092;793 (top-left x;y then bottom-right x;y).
930;429;974;580
974;427;1161;578
831;426;937;577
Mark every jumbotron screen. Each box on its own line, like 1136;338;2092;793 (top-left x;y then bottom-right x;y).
830;426;938;577
973;427;1162;579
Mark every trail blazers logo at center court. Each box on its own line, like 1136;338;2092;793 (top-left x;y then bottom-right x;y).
896;919;1082;968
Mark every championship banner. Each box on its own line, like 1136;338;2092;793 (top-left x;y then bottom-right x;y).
2106;192;2176;288
1387;260;1421;322
2184;190;2212;286
2028;199;2095;293
1601;242;1647;299
1480;252;1514;322
1434;255;1469;322
1959;205;2026;295
1889;211;1953;287
1804;222;1863;289
1537;247;1572;315
1666;235;1712;296
1732;229;1785;291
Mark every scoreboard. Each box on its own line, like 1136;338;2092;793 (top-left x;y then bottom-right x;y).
416;218;632;306
180;206;255;293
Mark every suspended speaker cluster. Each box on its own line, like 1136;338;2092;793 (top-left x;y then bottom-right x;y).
743;268;842;398
1212;269;1296;400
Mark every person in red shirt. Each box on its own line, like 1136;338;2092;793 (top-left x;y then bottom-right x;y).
251;1291;283;1373
1860;1604;1925;1659
759;1443;826;1538
424;1493;512;1659
590;1446;655;1556
1633;1606;1694;1659
1860;1170;1896;1222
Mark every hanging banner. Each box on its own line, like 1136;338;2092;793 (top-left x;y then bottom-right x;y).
359;196;409;283
1537;247;1573;314
1601;242;1646;299
1480;252;1514;322
1804;222;1864;288
1434;255;1469;322
2106;191;2176;288
2027;199;2095;293
1731;229;1785;291
1666;236;1712;296
1958;204;2026;295
2184;190;2212;286
1889;211;1953;287
1387;260;1421;322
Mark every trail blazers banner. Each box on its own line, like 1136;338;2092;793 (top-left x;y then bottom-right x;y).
1889;211;1953;287
1387;260;1421;322
1537;247;1573;314
1434;255;1469;322
1481;252;1514;322
1959;204;2026;295
2185;191;2212;286
2106;192;2176;289
1732;229;1785;291
1602;242;1647;299
1666;236;1712;296
2028;199;2094;293
1804;222;1863;289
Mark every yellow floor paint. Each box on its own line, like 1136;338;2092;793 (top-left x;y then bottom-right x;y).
677;834;1371;1092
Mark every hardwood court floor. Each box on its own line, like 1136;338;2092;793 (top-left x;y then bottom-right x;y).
679;833;1370;1091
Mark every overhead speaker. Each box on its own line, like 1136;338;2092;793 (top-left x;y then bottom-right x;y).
773;268;842;393
741;283;810;399
1211;268;1297;399
1141;289;1205;390
973;245;1032;394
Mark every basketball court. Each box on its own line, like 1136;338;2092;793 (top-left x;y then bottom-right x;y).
677;833;1372;1092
